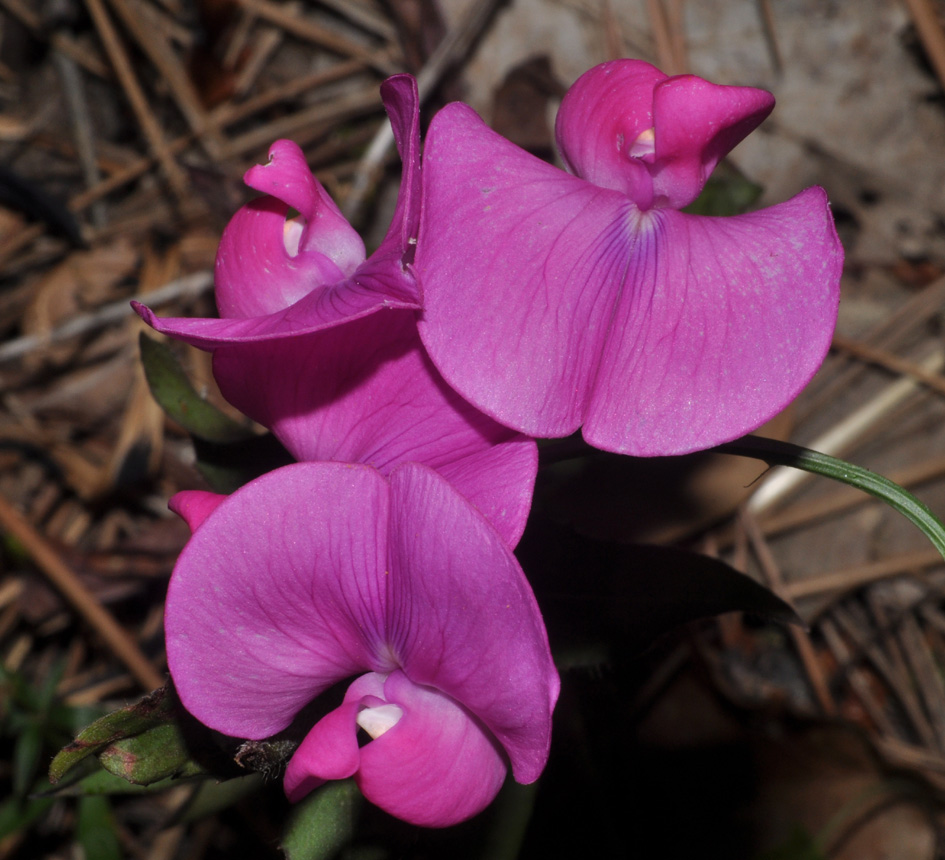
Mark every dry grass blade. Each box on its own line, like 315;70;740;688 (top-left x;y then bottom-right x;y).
786;549;944;600
0;270;213;365
103;0;227;158
0;493;164;691
343;0;505;220
235;0;397;74
83;0;190;200
739;509;837;715
902;0;945;94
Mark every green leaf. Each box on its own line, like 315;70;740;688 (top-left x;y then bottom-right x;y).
49;685;176;784
0;794;54;841
13;724;44;797
139;333;251;444
717;435;945;560
43;763;204;797
683;161;763;216
192;432;294;494
76;795;122;860
176;774;263;824
281;780;362;860
756;825;828;860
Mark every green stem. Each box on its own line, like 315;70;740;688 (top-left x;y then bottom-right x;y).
717;435;945;560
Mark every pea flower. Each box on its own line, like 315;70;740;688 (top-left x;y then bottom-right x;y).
166;461;559;827
416;59;843;456
135;73;536;546
134;74;422;346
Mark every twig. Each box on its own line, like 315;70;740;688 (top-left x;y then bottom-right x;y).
83;0;190;201
234;0;396;75
0;270;213;364
646;0;676;73
831;333;945;397
233;13;287;97
667;0;688;74
902;0;945;95
747;349;945;514
52;47;106;228
820;617;898;736
316;0;397;40
755;0;782;75
343;0;504;220
222;85;382;158
786;548;943;600
104;0;227;158
739;509;837;715
802;276;945;418
0;0;111;78
898;613;945;751
832;603;938;749
0;493;164;691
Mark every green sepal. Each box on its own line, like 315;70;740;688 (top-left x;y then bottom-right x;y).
49;685;202;787
280;780;363;860
139;332;251;444
98;721;205;784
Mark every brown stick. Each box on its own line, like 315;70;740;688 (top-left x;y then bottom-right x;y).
739;509;837;715
832;332;945;398
234;0;396;75
0;493;164;691
104;0;227;158
83;0;190;201
902;0;945;95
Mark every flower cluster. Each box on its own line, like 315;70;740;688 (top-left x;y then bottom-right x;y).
140;61;842;827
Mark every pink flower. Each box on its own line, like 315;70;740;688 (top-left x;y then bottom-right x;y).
165;462;559;827
136;74;536;546
133;75;422;346
416;60;843;456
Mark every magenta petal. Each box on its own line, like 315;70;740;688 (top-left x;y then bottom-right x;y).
555;59;668;205
134;75;422;350
168;490;225;532
649;75;774;209
165;463;392;739
211;310;537;546
387;464;559;784
131;281;419;349
284;673;388;802
213;196;350;319
417;102;632;438
356;671;506;827
418;98;841;454
555;60;774;210
243;139;364;277
379;75;422;259
583;190;842;455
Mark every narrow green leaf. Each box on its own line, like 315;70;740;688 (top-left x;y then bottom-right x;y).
756;825;828;860
281;780;362;860
139;333;251;443
0;794;54;841
76;795;122;860
49;685;175;784
175;774;263;824
13;724;44;797
192;432;294;494
43;763;205;797
683;162;763;216
717;435;945;560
